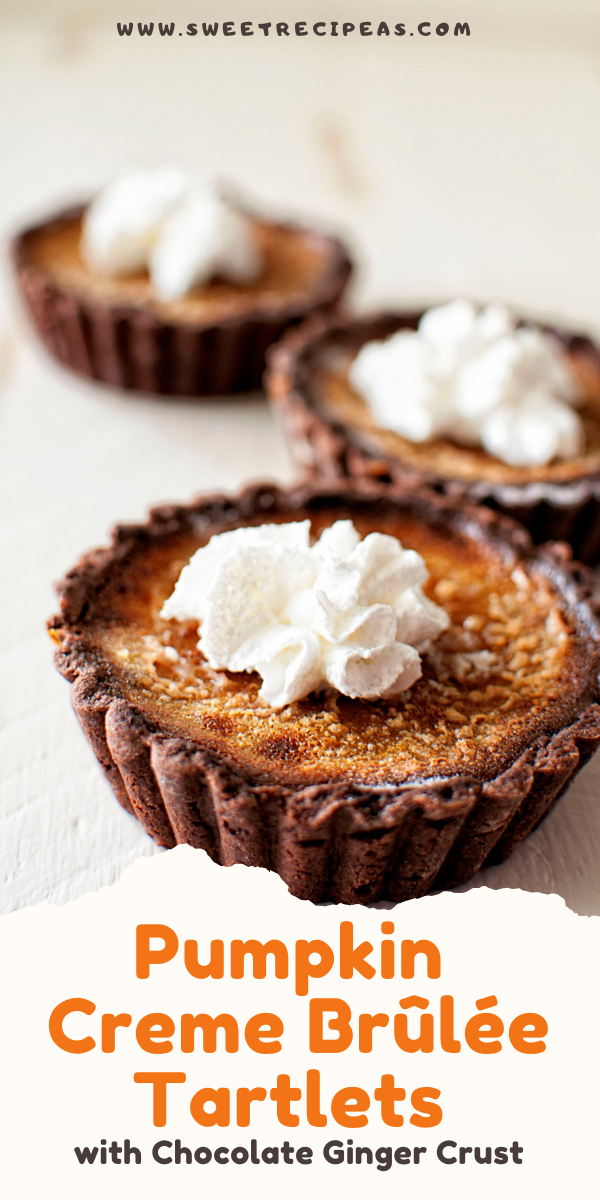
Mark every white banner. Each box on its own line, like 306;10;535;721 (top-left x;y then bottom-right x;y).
1;847;597;1199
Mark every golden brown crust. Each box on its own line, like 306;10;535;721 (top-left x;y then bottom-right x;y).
266;312;600;563
12;205;352;396
49;481;600;902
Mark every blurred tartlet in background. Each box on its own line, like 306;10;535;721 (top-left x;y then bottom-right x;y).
12;168;352;396
267;301;600;563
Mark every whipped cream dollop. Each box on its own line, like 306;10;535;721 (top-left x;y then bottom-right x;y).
349;300;584;468
81;168;262;300
160;520;449;709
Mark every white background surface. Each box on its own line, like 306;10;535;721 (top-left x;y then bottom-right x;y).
1;0;600;915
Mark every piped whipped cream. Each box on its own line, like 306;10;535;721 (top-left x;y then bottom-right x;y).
81;168;262;300
160;520;450;709
349;300;584;468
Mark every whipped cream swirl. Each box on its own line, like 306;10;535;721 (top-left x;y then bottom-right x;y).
349;300;584;468
81;167;262;301
161;520;449;709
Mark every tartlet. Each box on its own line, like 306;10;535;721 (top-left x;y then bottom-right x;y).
267;312;600;563
49;481;600;904
12;205;351;396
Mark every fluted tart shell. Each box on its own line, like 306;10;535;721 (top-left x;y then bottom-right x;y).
13;206;352;396
49;481;600;904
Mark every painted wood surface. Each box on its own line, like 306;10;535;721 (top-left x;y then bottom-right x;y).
1;5;599;914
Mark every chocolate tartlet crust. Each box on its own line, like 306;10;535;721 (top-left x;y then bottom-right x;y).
13;205;352;396
49;481;600;904
266;312;600;564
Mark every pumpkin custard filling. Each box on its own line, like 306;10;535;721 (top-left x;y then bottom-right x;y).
24;214;335;325
49;482;600;904
319;351;600;489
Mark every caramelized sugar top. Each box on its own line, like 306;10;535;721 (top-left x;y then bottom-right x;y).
26;215;329;323
71;507;590;786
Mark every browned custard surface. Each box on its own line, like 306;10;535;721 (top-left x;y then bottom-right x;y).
317;349;600;487
26;215;328;323
64;507;591;787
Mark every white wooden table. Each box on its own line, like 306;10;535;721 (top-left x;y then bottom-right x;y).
2;1;600;915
